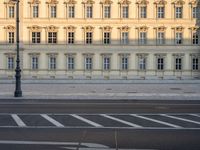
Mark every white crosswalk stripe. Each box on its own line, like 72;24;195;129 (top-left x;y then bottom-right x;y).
71;114;103;127
161;114;200;125
130;114;182;128
11;114;26;127
41;114;64;127
101;114;142;128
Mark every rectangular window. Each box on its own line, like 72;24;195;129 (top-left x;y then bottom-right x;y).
157;7;164;18
33;5;39;18
67;56;75;70
68;6;75;18
139;32;147;45
68;32;74;44
121;32;129;44
176;7;182;18
104;32;110;44
175;32;182;44
32;32;41;44
139;58;146;70
192;58;199;70
140;6;147;18
49;57;56;70
157;58;164;70
48;32;57;44
86;6;93;18
103;57;110;70
121;57;128;70
51;6;57;18
86;32;92;44
122;6;128;18
7;57;14;70
192;32;199;45
9;6;14;18
8;32;14;44
192;7;198;18
32;56;38;70
85;57;92;70
175;58;182;70
157;32;165;45
104;6;111;18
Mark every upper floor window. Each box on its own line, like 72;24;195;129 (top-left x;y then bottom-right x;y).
86;32;93;44
139;32;147;45
51;6;57;18
85;57;93;70
175;32;183;44
9;6;15;18
7;57;14;70
122;6;129;18
175;7;183;18
140;6;147;18
86;6;93;18
33;5;39;18
68;6;75;18
192;7;199;18
192;32;199;45
104;32;110;44
157;6;164;18
68;32;74;44
121;32;129;44
31;56;39;70
32;32;41;44
104;6;111;18
157;32;165;45
48;32;57;44
8;32;15;44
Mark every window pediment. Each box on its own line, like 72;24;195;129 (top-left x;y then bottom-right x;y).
172;26;184;32
83;26;94;32
118;26;130;32
189;0;200;6
4;0;15;5
64;0;77;5
45;25;59;32
118;0;131;5
28;0;41;4
154;26;167;32
136;26;148;32
46;0;59;4
28;25;43;32
189;26;200;31
172;0;185;6
154;0;167;6
82;0;95;5
4;25;15;31
100;0;113;5
136;0;149;5
64;26;76;32
100;26;112;32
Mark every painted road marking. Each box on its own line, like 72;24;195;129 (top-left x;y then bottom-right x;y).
101;114;142;128
41;114;64;127
71;114;102;127
130;114;182;128
190;114;200;118
62;147;156;150
11;114;26;127
161;114;200;125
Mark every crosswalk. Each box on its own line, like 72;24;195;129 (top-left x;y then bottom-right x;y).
0;113;200;129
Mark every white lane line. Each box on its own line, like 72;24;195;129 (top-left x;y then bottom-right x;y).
40;114;64;127
11;114;26;127
101;114;142;128
130;114;182;128
190;114;200;118
70;114;102;127
161;114;200;125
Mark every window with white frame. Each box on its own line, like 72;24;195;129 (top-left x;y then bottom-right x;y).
67;56;75;70
7;57;14;70
50;6;57;18
175;7;183;18
32;32;41;44
121;32;129;44
140;6;147;18
49;56;56;70
85;57;93;70
122;6;129;18
31;56;38;70
86;32;93;44
121;56;128;70
157;32;165;45
68;6;75;18
192;32;199;45
157;57;164;70
48;32;57;43
157;6;164;18
9;6;14;18
103;57;110;70
139;57;146;70
175;57;182;70
192;57;199;70
104;6;111;18
104;32;110;44
175;32;183;44
33;5;39;18
139;32;147;44
86;6;93;18
68;32;74;44
8;32;14;44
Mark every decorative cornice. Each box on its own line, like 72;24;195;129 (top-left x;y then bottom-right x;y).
154;53;167;57
154;26;167;32
136;0;149;5
83;53;94;56
100;26;112;32
82;26;95;32
28;0;41;4
82;0;95;5
118;26;130;32
136;53;149;57
27;25;43;31
172;26;184;32
118;53;130;56
172;53;185;57
45;25;59;32
46;53;58;56
189;0;200;6
46;0;59;4
153;0;167;6
4;53;16;56
118;0;131;5
64;25;76;32
190;53;200;57
64;0;77;5
136;26;148;32
28;53;40;56
65;53;77;56
4;25;15;31
4;0;16;5
189;26;200;31
171;0;185;6
100;0;113;5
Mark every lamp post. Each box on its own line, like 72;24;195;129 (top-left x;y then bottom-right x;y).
14;0;22;97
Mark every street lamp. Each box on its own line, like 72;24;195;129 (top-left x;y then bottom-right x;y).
13;0;22;97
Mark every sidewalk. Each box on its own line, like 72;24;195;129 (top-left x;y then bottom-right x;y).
0;81;200;100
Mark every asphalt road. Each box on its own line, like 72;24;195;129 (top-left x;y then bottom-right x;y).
0;100;200;150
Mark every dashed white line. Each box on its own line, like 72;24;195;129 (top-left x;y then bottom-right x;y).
101;114;142;128
40;114;64;127
161;114;200;125
130;114;182;128
71;114;102;127
11;114;26;127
